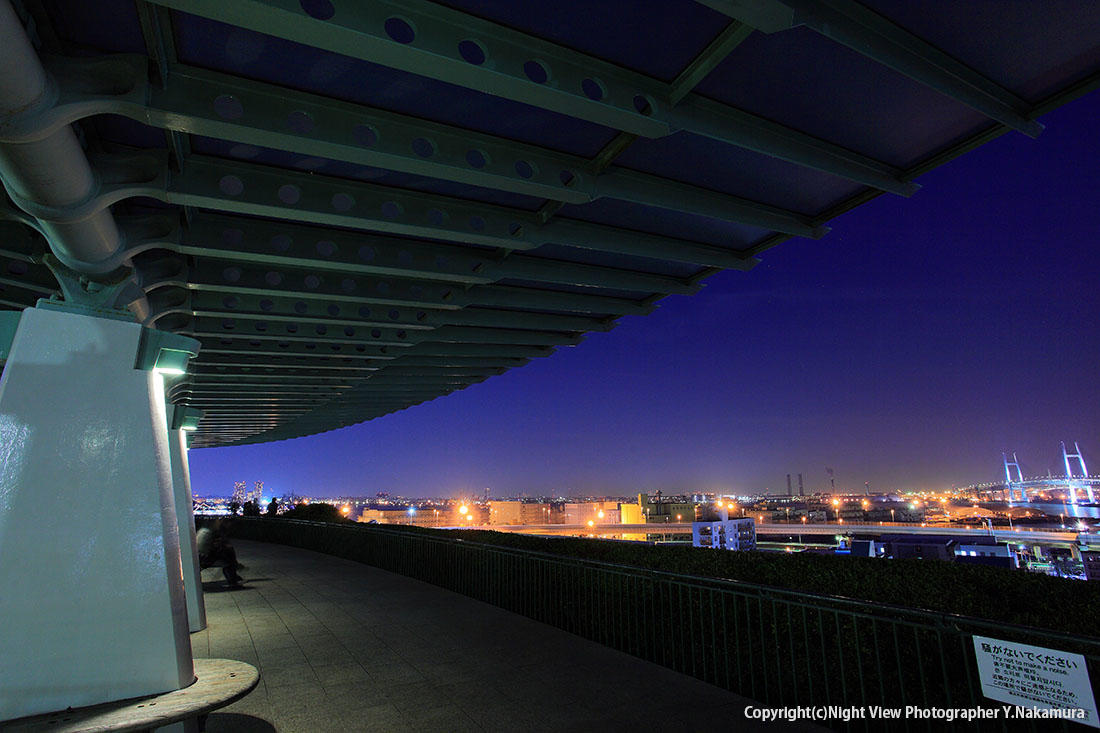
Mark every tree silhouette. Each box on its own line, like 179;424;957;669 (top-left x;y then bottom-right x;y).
282;502;348;523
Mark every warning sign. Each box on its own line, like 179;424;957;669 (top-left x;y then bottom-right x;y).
973;635;1098;729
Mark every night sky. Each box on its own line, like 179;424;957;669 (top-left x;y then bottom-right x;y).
190;92;1100;499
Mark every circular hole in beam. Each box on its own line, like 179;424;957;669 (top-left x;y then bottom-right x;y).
581;77;606;101
277;184;301;204
384;17;415;44
299;0;334;20
411;137;436;158
523;60;549;84
219;175;244;196
213;95;243;120
458;39;486;65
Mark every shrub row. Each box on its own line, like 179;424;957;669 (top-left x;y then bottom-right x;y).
216;515;1100;637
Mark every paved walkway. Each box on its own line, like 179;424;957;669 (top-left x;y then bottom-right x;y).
192;540;822;732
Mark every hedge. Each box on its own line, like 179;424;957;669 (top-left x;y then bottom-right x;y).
217;516;1100;637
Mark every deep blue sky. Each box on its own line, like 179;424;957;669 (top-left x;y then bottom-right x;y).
190;92;1100;499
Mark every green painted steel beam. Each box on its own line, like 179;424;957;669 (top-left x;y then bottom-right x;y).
183;318;583;347
171;384;350;395
176;212;699;292
196;344;396;361
194;337;549;361
25;53;822;236
666;96;918;196
143;0;915;195
0;259;57;295
164;156;760;269
668;21;754;105
145;0;671;136
402;342;554;359
187;369;365;382
190;357;380;372
128;210;695;294
704;0;1041;137
162;290;616;334
386;355;529;368
154;256;651;314
165;212;699;295
90;60;817;234
77;151;748;273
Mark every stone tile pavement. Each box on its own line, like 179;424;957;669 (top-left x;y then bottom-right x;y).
193;540;824;732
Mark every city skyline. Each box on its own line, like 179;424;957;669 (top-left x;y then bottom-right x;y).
189;93;1099;499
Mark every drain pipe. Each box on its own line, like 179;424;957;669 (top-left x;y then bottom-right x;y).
0;0;132;280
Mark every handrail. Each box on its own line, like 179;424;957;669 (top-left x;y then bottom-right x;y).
232;517;1100;649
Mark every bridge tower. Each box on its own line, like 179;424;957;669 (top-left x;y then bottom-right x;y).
1063;442;1093;504
1003;452;1024;502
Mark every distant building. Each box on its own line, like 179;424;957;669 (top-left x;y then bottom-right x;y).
563;501;620;525
635;493;694;523
1081;551;1100;581
849;540;882;557
621;502;644;524
954;543;1019;569
880;534;955;561
488;501;557;526
692;518;755;551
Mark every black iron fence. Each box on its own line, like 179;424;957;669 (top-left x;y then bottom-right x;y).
224;518;1100;731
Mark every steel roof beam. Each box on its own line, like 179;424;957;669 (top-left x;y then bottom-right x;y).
402;342;554;359
145;0;915;194
702;0;1041;138
165;157;758;269
163;290;617;334
25;52;819;237
194;341;395;360
171;213;699;295
148;260;650;317
127;62;819;235
194;338;549;361
191;363;503;378
184;319;582;347
161;259;651;314
171;385;350;395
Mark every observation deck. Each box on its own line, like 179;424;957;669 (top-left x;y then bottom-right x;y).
195;539;819;732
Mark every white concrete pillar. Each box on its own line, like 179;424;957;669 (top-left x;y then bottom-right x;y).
167;407;206;632
0;306;194;720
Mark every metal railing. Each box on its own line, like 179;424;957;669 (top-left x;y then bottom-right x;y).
225;518;1100;731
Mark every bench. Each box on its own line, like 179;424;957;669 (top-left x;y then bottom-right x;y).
1;658;259;732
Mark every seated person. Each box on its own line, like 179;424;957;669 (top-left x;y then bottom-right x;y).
196;520;244;586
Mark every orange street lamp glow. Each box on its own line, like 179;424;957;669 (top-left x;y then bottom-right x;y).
459;505;469;515
597;510;605;519
716;501;724;508
587;520;594;527
340;505;350;515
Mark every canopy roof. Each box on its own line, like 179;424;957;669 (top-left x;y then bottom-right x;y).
1;0;1097;447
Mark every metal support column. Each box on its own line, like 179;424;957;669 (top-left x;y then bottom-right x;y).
0;304;198;719
167;405;206;632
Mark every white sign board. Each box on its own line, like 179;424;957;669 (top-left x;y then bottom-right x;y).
973;635;1098;728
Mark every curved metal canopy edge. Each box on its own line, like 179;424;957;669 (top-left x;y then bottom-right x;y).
1;0;1097;447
